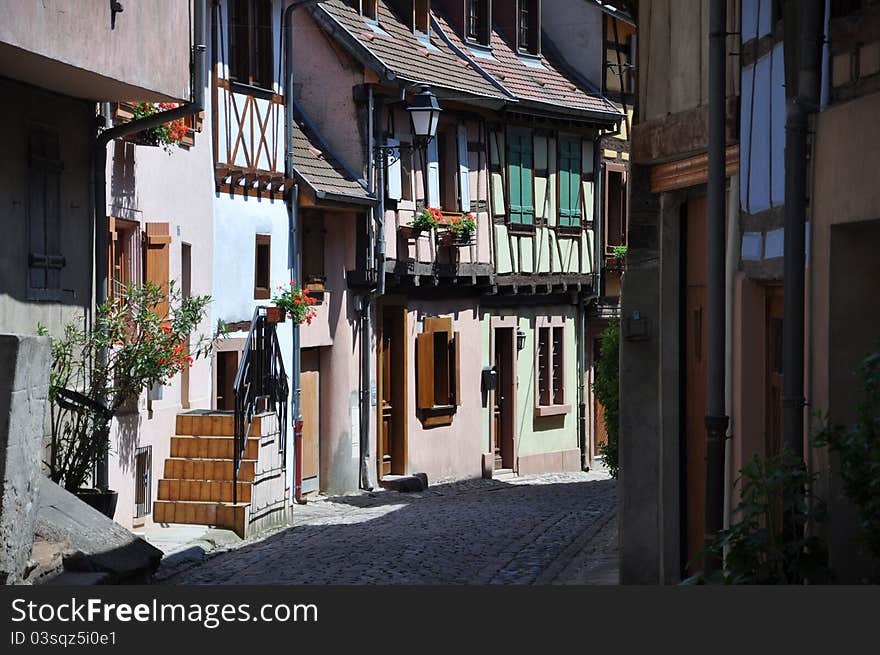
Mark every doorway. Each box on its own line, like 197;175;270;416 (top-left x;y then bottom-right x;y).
493;327;515;470
765;286;783;458
683;195;708;575
378;306;407;479
300;349;320;491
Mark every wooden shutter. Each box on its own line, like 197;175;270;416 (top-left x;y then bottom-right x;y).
427;136;440;208
559;138;581;227
508;131;534;224
457;124;471;212
145;222;171;319
27;127;64;295
416;332;435;409
386;138;402;201
424;316;452;335
452;331;461;405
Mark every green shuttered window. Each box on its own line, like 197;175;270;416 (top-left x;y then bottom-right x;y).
558;137;581;227
508;131;534;225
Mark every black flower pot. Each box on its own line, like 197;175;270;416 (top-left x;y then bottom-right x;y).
74;488;119;519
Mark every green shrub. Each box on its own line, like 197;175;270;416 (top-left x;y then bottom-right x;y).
813;350;880;563
593;322;620;478
686;449;830;585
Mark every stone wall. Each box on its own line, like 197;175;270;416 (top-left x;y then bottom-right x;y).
0;334;50;584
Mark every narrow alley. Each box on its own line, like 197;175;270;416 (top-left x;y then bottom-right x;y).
159;472;617;585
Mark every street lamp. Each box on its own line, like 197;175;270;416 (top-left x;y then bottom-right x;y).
374;84;442;167
406;84;443;145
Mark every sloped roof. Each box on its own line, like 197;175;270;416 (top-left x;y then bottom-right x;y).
293;104;374;204
316;0;506;100
432;11;619;117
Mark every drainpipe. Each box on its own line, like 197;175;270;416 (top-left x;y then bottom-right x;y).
577;294;588;470
723;172;740;554
376;93;387;297
284;3;306;505
359;86;377;492
703;0;728;577
93;0;206;489
781;0;823;461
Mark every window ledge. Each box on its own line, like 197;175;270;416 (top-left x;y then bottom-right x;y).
419;405;456;428
534;404;571;417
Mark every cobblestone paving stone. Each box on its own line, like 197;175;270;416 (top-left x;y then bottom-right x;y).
160;471;617;585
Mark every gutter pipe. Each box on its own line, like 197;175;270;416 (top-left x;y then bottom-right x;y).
93;0;206;489
781;0;823;461
703;0;728;577
284;2;306;505
723;172;740;556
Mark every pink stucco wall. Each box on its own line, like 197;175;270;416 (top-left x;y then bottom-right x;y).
292;9;367;178
402;299;485;482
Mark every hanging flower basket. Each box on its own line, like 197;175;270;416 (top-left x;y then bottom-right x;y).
272;280;319;326
129;102;189;153
436;229;476;247
265;306;286;323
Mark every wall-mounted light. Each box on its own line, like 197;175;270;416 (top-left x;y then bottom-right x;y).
516;328;527;352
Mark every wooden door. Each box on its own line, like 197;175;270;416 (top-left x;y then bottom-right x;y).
593;337;609;453
379;307;407;479
180;243;192;409
684;196;708;574
216;350;239;411
765;287;784;457
493;328;515;470
300;349;320;482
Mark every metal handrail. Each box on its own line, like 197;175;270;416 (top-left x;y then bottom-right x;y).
232;307;289;504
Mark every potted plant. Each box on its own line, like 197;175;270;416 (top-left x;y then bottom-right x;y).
272;280;320;326
436;212;477;246
408;206;444;236
612;244;627;265
130;102;190;153
42;281;214;517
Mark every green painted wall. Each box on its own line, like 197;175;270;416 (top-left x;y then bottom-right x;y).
480;305;579;463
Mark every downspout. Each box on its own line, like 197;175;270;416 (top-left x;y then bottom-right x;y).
781;0;823;461
284;2;306;504
359;85;377;491
577;294;588;470
723;172;740;554
704;0;728;577
93;0;206;489
376;94;387;296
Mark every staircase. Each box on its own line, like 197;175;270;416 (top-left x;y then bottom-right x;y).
154;411;263;538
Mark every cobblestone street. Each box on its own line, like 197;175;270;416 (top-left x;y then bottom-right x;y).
159;471;618;585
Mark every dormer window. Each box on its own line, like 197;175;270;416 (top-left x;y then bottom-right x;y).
415;0;430;34
517;0;539;55
466;0;490;45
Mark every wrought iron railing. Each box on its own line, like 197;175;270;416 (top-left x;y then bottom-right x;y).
232;307;289;504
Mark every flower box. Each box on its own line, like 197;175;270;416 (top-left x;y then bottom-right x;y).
436;229;476;247
265;306;286;323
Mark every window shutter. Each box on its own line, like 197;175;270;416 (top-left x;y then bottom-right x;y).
452;331;461;405
457;124;471;212
416;332;435;409
385;138;402;201
145;222;171;319
508;132;534;225
427;136;440;208
27;127;64;296
559;138;581;227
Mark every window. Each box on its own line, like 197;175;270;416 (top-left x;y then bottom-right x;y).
604;165;627;254
108;217;142;300
228;0;274;90
302;212;326;294
400;142;414;202
27;126;64;300
558;137;582;228
416;317;461;425
518;0;539;55
536;322;568;415
508;129;534;226
467;0;490;45
254;234;271;299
